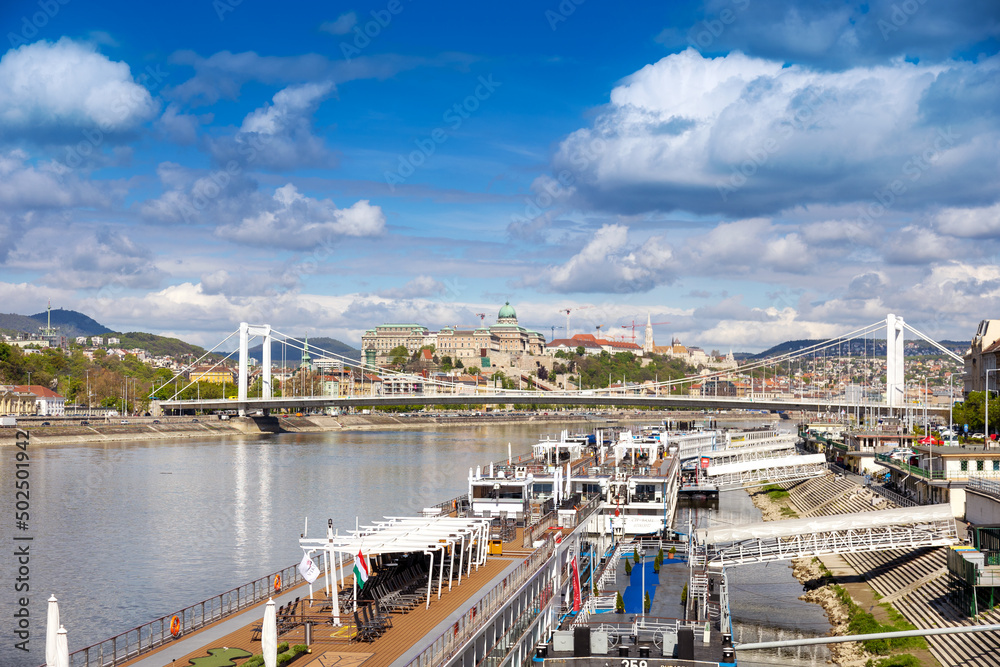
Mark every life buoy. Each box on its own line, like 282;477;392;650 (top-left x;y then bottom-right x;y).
169;615;181;637
274;574;281;591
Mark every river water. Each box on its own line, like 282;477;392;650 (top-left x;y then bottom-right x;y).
0;421;832;667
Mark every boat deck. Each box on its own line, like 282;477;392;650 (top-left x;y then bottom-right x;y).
121;554;522;667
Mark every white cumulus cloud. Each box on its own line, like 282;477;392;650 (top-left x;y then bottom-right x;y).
217;184;385;249
0;38;157;141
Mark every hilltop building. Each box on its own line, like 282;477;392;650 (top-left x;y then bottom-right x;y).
546;333;643;356
362;303;545;367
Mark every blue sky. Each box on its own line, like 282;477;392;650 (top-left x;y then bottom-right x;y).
0;0;998;352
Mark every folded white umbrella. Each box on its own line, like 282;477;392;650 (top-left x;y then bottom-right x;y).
46;595;60;667
262;598;277;667
55;625;68;667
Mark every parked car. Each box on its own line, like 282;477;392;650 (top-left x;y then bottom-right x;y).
192;418;199;422
120;419;129;425
152;419;161;424
80;420;89;426
889;448;916;461
41;421;50;426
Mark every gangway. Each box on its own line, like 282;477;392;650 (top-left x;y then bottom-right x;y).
705;453;827;490
696;441;799;466
695;505;958;567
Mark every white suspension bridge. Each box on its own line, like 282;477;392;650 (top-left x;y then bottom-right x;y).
154;314;962;417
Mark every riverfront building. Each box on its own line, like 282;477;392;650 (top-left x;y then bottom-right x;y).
965;319;1000;394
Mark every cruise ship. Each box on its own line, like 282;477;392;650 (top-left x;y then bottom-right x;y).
52;424;794;667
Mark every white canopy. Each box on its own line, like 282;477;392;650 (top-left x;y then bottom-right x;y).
697;504;954;545
299;515;493;612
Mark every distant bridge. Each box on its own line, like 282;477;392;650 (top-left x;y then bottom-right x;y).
155;392;951;416
154;314;961;418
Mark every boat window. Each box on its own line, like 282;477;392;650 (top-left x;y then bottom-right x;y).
532;482;553;494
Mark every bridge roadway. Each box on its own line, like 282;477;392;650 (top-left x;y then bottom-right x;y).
694;504;958;567
156;392;949;416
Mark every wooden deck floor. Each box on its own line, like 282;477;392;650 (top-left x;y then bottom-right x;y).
133;557;517;667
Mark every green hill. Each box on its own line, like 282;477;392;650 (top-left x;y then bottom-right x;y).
248;336;360;365
29;308;113;336
111;332;217;359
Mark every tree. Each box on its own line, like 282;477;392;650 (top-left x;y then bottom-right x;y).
467;366;481;376
537;366;549;381
615;591;625;613
455;358;464;369
576;346;586;356
440;355;453;372
388;345;409;368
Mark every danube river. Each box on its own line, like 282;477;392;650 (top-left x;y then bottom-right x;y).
0;421;829;667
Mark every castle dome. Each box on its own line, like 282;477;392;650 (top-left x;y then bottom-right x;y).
498;301;517;320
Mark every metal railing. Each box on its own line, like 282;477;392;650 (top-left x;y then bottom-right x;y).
405;537;556;667
968;476;1000;500
62;562;305;667
408;496;604;667
876;454;1000;481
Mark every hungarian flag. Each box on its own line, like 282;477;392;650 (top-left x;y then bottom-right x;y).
354;550;370;589
299;553;320;584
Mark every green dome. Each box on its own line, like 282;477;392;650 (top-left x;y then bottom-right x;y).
498;301;517;319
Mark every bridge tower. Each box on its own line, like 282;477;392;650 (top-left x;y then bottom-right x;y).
238;322;273;416
886;314;905;408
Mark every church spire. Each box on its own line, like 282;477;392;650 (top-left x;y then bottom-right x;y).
642;312;655;354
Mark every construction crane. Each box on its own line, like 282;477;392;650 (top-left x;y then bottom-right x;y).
621;319;671;343
475;313;487;325
560;305;594;338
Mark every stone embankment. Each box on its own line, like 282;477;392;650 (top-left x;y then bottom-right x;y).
3;409;752;446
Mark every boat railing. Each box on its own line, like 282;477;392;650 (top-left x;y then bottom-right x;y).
60;561;307;667
405;536;557;667
411;496;605;667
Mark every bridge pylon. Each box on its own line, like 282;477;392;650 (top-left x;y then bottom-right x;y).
886;314;904;408
238;323;272;416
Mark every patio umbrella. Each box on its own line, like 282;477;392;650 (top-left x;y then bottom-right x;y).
46;595;60;667
55;625;68;667
262;598;277;667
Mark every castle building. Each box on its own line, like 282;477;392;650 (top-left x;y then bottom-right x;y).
362;303;545;367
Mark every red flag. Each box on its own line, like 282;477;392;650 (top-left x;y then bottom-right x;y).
571;557;581;612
